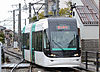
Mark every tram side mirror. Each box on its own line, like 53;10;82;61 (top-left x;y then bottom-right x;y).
46;42;50;51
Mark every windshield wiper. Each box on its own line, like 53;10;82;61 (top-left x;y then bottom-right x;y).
52;40;65;51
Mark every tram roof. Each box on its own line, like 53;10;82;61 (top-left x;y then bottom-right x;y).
22;24;31;33
31;17;77;32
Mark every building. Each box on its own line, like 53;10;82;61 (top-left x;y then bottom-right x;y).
72;0;99;51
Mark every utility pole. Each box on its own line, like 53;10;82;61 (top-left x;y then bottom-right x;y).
99;0;100;52
29;3;31;23
13;10;15;46
18;3;21;50
25;19;26;25
56;0;59;16
0;42;2;72
44;0;48;16
52;0;59;16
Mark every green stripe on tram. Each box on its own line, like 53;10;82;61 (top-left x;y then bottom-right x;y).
52;48;77;51
22;26;26;33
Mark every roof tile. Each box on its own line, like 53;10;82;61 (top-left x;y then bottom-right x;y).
75;0;99;26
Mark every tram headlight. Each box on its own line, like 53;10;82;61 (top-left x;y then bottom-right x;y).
51;54;56;57
74;53;79;56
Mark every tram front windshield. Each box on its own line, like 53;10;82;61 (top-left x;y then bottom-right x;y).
51;31;77;50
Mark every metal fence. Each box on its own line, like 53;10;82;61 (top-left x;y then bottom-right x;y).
82;51;100;72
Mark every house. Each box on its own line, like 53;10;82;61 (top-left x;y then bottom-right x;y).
72;0;99;51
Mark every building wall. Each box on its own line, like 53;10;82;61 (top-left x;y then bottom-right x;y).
72;0;84;5
73;0;99;51
81;39;99;51
81;26;99;39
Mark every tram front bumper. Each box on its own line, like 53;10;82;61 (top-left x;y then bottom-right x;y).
43;57;81;67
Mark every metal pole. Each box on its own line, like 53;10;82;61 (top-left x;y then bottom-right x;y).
56;0;59;16
29;63;32;72
99;0;100;52
25;19;26;25
96;52;99;72
85;51;88;69
13;10;15;47
44;0;48;16
18;3;21;50
0;42;2;72
29;3;31;23
36;12;39;20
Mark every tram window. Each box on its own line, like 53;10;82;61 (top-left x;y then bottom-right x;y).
44;30;50;49
32;31;43;51
22;33;29;49
35;33;37;50
26;34;29;49
32;32;35;48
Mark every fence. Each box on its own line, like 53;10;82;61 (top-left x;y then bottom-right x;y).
82;51;100;72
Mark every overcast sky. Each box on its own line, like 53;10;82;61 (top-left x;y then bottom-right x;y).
0;0;36;31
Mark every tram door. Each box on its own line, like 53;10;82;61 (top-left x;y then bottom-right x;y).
23;33;31;61
32;31;43;63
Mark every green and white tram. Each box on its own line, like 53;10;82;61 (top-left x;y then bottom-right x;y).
22;24;31;61
23;18;81;67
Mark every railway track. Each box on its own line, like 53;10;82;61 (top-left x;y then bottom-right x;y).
2;47;87;72
30;64;87;72
32;67;83;72
3;48;22;60
2;64;87;72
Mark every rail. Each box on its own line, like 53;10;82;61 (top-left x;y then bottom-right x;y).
10;59;24;72
82;51;100;72
3;48;22;59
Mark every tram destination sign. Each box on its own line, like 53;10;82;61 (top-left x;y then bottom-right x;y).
57;25;70;30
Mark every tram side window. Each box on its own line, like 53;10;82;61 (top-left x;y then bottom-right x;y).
32;31;43;51
22;33;29;49
32;32;35;49
44;30;50;49
26;34;29;49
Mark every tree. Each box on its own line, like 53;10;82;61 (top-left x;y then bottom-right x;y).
59;8;70;16
65;1;73;17
31;3;72;21
32;16;37;22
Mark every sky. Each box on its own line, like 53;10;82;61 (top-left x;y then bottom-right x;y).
0;0;36;32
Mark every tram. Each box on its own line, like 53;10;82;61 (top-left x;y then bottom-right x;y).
22;24;31;61
22;17;81;67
